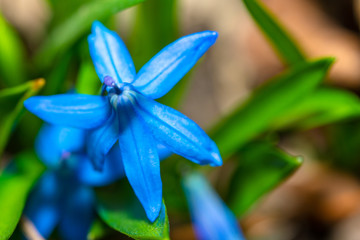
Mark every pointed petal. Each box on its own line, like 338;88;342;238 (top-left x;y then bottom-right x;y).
133;92;222;166
132;31;218;99
88;21;136;84
58;184;95;240
182;173;245;240
75;148;125;186
117;96;162;222
24;94;112;129
25;171;62;239
86;109;119;170
35;124;86;168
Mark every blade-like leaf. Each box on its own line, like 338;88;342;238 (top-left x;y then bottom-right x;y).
87;220;112;240
0;13;26;87
76;58;101;95
34;0;144;70
0;151;46;240
242;0;306;65
96;179;170;240
272;88;360;130
0;79;45;157
227;141;302;216
47;0;90;27
210;58;334;159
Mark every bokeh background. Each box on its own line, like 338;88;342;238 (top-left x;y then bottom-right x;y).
0;0;359;239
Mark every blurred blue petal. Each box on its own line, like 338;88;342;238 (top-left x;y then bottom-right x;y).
24;94;112;129
157;142;172;160
117;95;162;222
133;92;222;166
35;124;85;168
75;149;124;186
58;184;95;240
182;173;245;240
88;21;136;84
132;31;218;99
87;109;119;170
25;171;62;239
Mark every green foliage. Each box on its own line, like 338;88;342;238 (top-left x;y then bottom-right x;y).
0;79;45;157
242;0;306;65
161;157;190;216
96;179;170;240
210;58;334;160
227;141;302;216
76;59;100;95
272;88;360;130
0;13;26;87
35;0;145;70
87;220;112;240
325;121;360;174
0;151;45;240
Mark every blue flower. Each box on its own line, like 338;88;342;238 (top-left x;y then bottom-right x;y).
35;124;125;186
25;125;92;240
182;173;245;240
25;170;95;240
24;21;222;222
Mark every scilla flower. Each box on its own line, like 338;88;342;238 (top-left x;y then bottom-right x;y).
25;21;222;222
182;173;245;240
25;124;108;240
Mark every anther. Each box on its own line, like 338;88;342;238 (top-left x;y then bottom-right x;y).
104;76;116;87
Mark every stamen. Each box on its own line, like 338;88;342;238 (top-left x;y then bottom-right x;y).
61;151;71;160
104;76;116;87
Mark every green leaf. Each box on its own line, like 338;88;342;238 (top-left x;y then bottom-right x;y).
0;79;45;157
0;13;26;87
87;219;112;240
96;179;170;240
227;141;302;216
34;0;145;70
0;151;46;240
272;88;360;130
326;121;360;173
210;58;334;159
160;157;190;216
76;57;100;95
47;0;91;27
242;0;306;65
42;52;73;95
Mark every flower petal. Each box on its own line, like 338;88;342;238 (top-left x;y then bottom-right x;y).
182;173;245;240
58;184;95;240
25;171;62;239
132;31;218;99
35;124;86;168
75;148;125;187
133;92;222;166
157;142;172;160
86;109;119;170
24;94;112;129
117;95;162;222
88;21;136;84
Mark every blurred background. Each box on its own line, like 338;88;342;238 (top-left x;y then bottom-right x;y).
0;0;359;239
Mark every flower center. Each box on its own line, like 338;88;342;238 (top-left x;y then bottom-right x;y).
104;76;135;109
